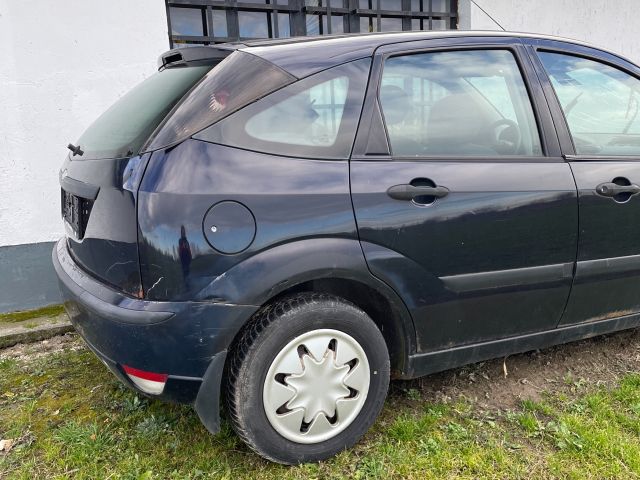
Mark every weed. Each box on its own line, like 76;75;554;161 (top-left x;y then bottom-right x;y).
2;341;640;479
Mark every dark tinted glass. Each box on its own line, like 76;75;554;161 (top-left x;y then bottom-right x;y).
305;0;346;5
146;51;295;152
360;16;374;32
331;15;345;33
380;16;402;31
380;0;402;10
276;13;291;37
239;11;269;37
431;18;447;29
431;0;450;13
306;14;323;35
76;65;212;160
195;58;371;159
168;0;457;44
170;7;204;36
211;10;228;37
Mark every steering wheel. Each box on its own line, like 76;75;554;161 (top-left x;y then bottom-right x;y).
488;119;522;154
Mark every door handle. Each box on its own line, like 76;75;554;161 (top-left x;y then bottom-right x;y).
386;184;449;202
595;182;640;198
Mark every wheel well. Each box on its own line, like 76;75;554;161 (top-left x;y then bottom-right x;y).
263;278;410;376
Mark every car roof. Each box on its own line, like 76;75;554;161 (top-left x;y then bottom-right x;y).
160;31;629;79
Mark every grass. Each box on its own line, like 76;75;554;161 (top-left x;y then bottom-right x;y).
2;341;640;479
0;305;65;324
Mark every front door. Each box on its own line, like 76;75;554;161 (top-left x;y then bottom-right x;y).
530;40;640;326
350;39;578;352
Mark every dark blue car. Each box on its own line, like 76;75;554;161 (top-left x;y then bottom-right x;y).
54;31;640;463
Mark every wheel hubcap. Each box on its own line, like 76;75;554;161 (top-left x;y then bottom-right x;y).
263;329;370;444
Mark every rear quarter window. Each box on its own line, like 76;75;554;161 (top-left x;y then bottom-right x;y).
194;58;372;159
146;51;296;152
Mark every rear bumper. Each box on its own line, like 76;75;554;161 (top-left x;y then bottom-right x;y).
52;238;258;433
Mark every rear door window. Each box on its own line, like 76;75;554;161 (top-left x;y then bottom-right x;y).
379;49;542;157
195;58;371;159
538;51;640;156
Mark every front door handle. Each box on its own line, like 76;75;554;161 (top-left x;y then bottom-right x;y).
595;181;640;198
386;184;450;202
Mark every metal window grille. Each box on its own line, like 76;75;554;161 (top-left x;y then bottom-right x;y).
166;0;458;47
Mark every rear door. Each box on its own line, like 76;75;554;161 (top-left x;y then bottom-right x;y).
350;37;578;352
527;39;640;326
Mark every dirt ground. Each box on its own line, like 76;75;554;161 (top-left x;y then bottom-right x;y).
4;327;640;413
0;333;83;362
396;327;640;410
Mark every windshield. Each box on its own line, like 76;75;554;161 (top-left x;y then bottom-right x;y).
75;65;213;160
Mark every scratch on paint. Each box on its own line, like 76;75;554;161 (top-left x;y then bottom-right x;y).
147;276;164;294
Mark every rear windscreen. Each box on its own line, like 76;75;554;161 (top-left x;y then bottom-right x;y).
144;50;296;152
76;65;214;160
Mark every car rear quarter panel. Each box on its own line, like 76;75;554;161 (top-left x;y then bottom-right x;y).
137;139;358;303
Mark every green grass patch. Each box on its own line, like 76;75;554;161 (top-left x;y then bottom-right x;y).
2;344;640;479
0;305;65;324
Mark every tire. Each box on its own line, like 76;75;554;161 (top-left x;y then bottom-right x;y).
225;292;390;464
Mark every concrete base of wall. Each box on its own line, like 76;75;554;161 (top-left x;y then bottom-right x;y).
0;241;61;313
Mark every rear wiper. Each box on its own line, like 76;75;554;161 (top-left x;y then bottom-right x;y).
67;143;84;156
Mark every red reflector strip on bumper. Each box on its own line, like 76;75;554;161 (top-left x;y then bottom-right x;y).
122;365;168;382
122;365;168;395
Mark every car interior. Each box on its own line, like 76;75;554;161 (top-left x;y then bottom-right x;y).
379;51;542;157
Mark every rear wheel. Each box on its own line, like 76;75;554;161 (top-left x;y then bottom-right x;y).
225;293;389;464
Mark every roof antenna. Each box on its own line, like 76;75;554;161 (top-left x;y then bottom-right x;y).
469;0;506;31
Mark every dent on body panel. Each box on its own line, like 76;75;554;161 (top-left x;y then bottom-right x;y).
138;140;355;301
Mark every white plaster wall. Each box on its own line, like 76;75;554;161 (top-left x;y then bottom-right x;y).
2;1;639;247
0;0;168;246
459;0;640;64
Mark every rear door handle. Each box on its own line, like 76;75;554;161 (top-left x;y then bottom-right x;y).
595;182;640;198
386;184;449;202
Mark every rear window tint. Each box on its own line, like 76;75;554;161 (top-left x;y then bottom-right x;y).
145;51;295;152
76;65;212;160
194;58;371;159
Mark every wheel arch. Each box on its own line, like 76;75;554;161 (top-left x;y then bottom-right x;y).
258;277;414;376
201;238;417;376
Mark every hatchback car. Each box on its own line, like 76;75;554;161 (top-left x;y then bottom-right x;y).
54;31;640;464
